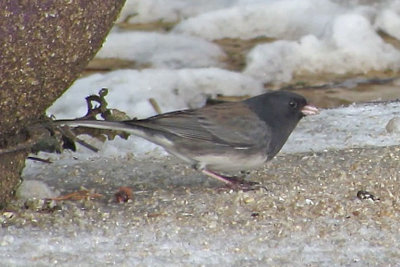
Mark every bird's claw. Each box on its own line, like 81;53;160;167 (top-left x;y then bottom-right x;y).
220;176;267;192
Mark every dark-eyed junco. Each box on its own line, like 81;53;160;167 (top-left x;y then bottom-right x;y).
56;91;318;187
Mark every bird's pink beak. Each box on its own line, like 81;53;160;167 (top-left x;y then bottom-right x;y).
301;105;319;116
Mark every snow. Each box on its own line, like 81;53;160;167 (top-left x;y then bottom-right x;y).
243;13;400;83
172;0;344;40
97;32;226;69
111;0;400;84
375;8;400;40
117;0;242;24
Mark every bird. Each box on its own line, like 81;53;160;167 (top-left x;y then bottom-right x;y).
55;90;318;187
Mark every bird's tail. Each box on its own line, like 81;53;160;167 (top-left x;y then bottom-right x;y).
54;119;148;139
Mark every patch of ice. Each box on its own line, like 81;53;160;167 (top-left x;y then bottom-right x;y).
284;101;400;153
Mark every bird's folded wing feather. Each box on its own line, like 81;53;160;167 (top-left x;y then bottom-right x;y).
124;102;271;149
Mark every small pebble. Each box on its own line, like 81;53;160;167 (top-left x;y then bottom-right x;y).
385;117;400;133
15;180;59;200
357;190;379;201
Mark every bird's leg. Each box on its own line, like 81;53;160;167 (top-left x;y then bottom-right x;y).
201;169;265;191
193;163;240;185
201;169;236;185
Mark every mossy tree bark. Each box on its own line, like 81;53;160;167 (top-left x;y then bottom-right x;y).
0;0;126;208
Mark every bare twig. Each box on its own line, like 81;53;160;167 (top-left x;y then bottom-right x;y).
27;156;52;164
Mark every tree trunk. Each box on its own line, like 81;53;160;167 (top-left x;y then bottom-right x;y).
0;0;126;208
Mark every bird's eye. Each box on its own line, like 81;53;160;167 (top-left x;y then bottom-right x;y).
289;100;298;109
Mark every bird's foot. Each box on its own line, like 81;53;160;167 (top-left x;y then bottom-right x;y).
224;177;267;191
201;170;266;191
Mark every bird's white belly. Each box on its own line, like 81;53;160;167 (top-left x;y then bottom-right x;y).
194;153;268;172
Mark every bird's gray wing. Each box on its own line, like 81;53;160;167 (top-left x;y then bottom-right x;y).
124;102;272;149
195;102;272;148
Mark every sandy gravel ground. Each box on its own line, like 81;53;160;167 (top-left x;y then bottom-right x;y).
1;145;400;266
